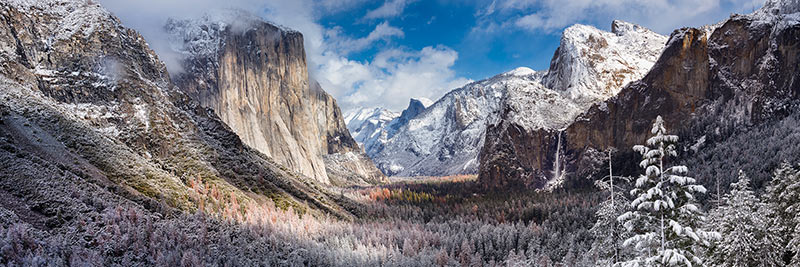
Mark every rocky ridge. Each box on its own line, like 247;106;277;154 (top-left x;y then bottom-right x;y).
479;0;800;189
165;12;385;186
345;107;399;155
356;21;666;177
0;0;356;233
344;98;430;157
544;20;668;102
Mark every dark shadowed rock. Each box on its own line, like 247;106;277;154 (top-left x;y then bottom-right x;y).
479;2;800;189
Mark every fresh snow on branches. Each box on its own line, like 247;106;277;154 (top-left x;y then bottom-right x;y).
617;116;718;266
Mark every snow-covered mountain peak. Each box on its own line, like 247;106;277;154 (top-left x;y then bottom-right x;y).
759;0;800;15
752;0;800;30
7;0;117;41
359;20;668;177
399;99;428;122
543;20;667;101
414;97;434;108
611;20;652;36
345;107;397;133
504;67;538;77
167;9;295;35
344;106;400;155
346;107;382;126
371;75;512;176
165;9;297;61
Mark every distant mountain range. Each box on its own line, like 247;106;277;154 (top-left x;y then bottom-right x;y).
480;0;800;189
346;0;800;193
344;98;431;157
347;20;668;178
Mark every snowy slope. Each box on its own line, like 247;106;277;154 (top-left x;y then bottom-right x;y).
416;97;434;108
345;98;429;156
759;0;800;16
7;0;117;41
370;68;543;176
0;0;358;221
165;9;295;61
364;21;666;177
543;20;667;103
479;0;800;189
345;107;399;155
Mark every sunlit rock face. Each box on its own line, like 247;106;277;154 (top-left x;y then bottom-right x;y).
167;12;384;185
357;20;666;179
479;1;800;189
0;0;355;219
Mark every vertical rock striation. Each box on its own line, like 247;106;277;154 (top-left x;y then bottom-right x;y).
167;12;384;185
168;13;329;183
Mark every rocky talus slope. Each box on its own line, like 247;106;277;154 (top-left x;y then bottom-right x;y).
479;0;800;189
166;13;385;186
0;0;358;237
361;20;666;177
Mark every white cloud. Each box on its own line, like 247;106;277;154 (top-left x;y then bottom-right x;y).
316;46;472;112
476;0;767;34
475;0;497;17
99;0;467;113
327;21;404;55
316;0;371;14
364;0;416;20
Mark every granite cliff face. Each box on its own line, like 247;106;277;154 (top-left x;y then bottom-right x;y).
311;82;359;154
344;98;430;158
543;20;668;102
312;82;386;185
479;0;800;189
0;0;355;227
360;20;665;177
166;13;384;185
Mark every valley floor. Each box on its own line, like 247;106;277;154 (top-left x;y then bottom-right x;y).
0;173;602;266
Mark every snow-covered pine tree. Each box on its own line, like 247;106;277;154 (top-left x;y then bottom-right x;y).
708;170;783;266
766;162;800;265
589;148;631;266
617;116;718;266
590;185;631;266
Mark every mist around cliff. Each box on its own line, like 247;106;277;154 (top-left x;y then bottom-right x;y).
2;0;800;266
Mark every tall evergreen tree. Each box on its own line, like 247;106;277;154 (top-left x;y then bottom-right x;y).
766;162;800;264
617;116;718;266
589;149;632;266
590;183;631;266
708;170;783;266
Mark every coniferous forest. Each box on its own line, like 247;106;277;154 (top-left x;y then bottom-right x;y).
2;0;800;266
4;114;800;266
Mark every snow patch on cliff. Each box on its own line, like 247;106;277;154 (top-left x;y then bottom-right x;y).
344;107;399;155
350;21;667;177
543;20;667;102
8;0;116;41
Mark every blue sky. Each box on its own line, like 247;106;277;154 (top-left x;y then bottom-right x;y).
102;0;766;112
320;1;560;79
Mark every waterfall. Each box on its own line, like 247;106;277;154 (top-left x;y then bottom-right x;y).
552;130;563;182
